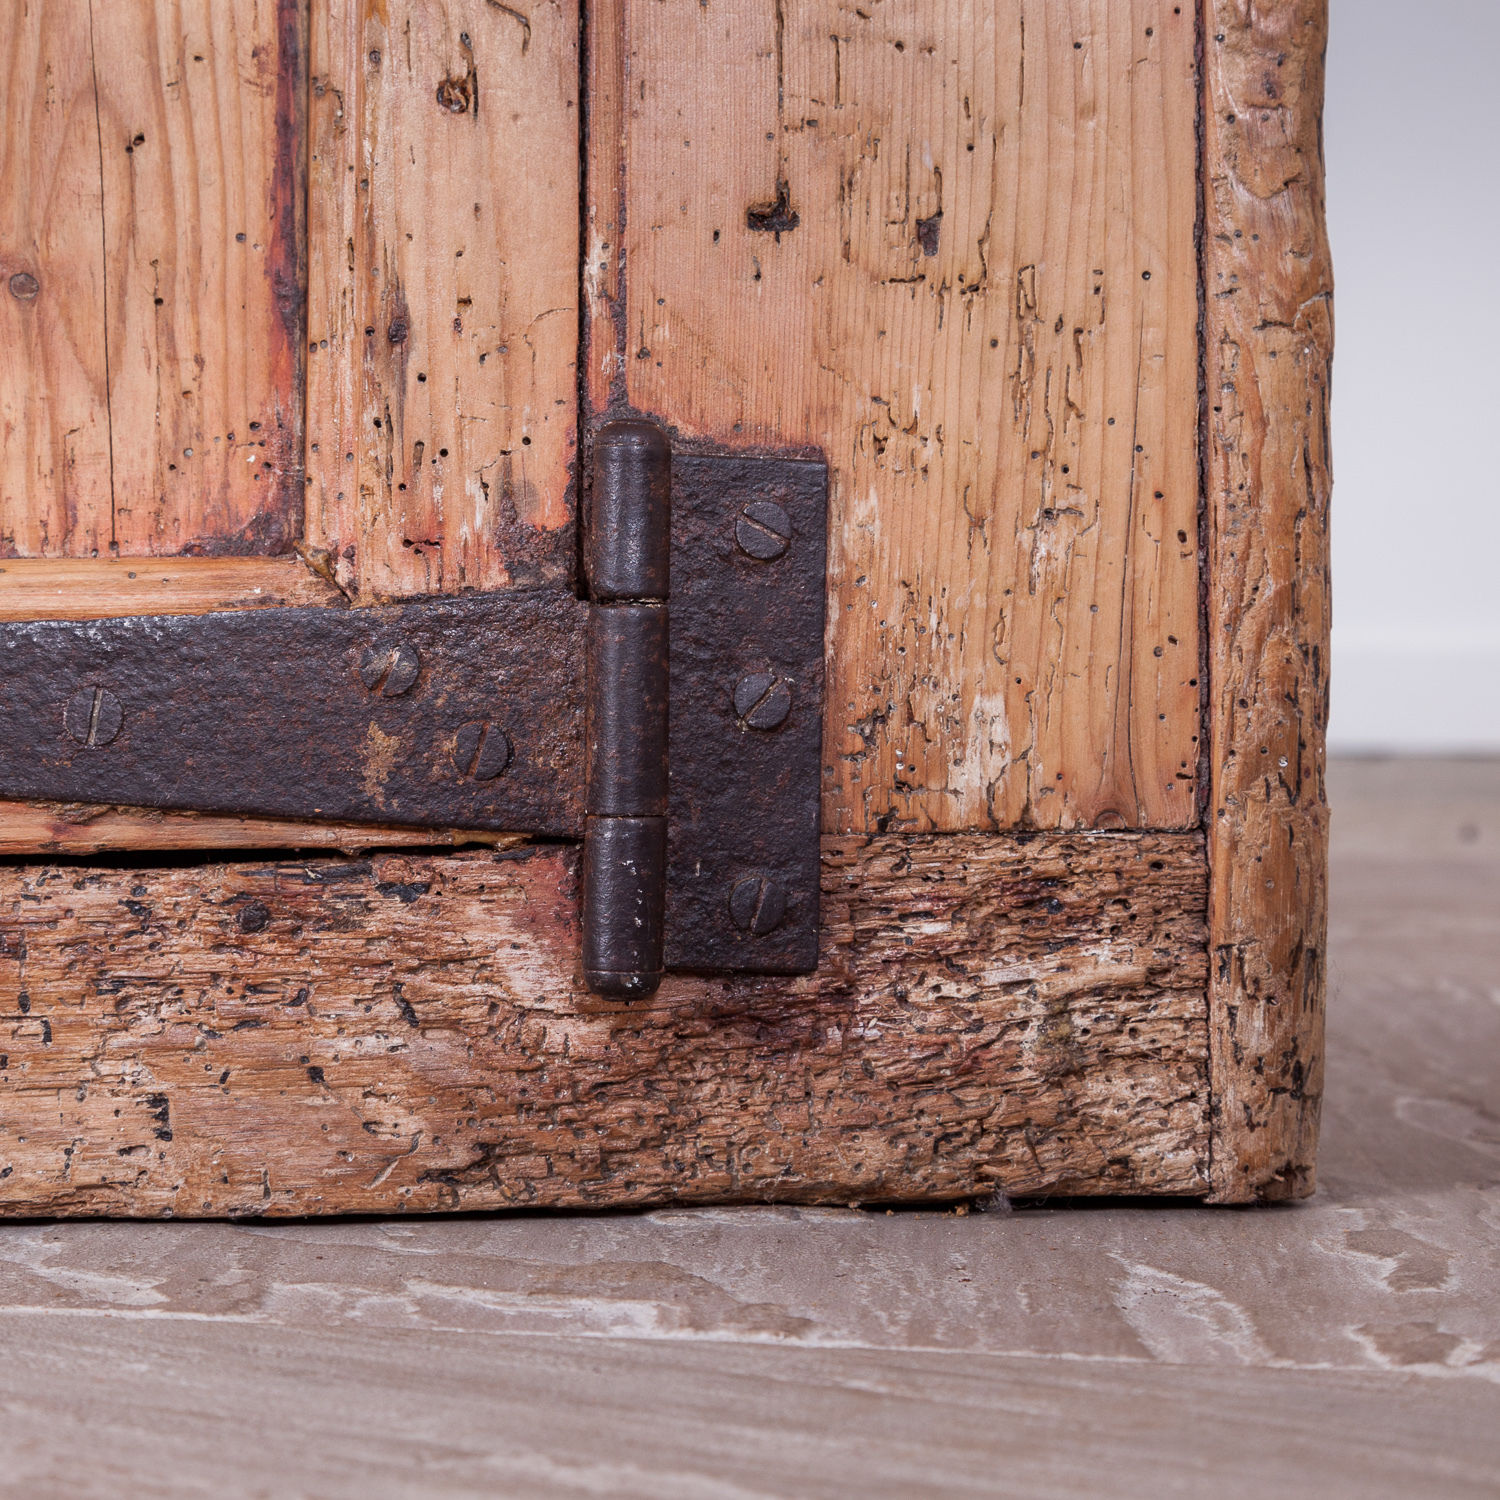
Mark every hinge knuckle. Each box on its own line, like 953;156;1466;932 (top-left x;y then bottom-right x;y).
586;604;668;817
583;420;672;998
581;816;667;997
587;420;671;600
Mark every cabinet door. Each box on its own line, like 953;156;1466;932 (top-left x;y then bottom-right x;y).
0;1;1331;1215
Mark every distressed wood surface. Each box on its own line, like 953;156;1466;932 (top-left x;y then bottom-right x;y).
304;0;580;601
0;833;1209;1216
588;0;1202;834
0;2;1336;1211
2;1;305;559
1202;0;1332;1202
0;557;339;621
94;0;306;556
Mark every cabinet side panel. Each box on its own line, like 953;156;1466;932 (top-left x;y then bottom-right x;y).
1202;0;1332;1202
600;0;1201;833
305;0;580;601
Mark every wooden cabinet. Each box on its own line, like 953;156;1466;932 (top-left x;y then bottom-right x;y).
0;0;1330;1214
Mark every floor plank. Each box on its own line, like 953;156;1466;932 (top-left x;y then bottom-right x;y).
1;1320;1496;1500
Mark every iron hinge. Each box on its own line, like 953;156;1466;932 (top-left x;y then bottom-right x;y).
582;421;826;995
0;421;827;997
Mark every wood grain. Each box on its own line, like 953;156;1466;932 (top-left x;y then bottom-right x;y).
94;0;306;556
590;0;1202;834
0;3;1335;1210
0;832;1209;1216
0;803;524;857
0;557;339;621
1202;0;1332;1202
1;3;114;556
1;1;307;558
304;0;580;601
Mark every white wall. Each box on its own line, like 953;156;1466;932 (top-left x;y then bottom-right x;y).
1325;0;1500;751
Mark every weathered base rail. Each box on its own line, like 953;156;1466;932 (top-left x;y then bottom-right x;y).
0;833;1208;1217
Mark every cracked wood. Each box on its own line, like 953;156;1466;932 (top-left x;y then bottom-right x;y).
587;0;1201;833
0;833;1208;1216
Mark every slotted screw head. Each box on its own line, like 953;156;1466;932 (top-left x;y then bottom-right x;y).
734;499;791;560
359;641;421;697
452;720;513;781
729;875;787;936
732;671;793;730
64;687;123;748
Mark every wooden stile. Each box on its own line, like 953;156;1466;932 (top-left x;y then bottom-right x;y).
1;5;114;556
1201;0;1332;1202
2;1;306;559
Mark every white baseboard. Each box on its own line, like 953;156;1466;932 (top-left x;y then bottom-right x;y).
1329;637;1500;753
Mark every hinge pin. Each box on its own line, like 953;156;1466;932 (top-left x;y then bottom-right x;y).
582;420;671;998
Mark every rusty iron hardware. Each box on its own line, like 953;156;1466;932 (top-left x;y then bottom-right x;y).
0;593;587;833
582;421;672;997
0;425;827;995
580;423;827;993
663;450;826;977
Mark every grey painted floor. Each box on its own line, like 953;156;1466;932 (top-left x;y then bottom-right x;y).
1;758;1496;1499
